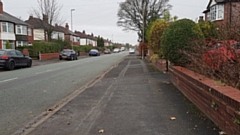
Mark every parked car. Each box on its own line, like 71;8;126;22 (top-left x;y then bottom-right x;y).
113;48;120;53
59;49;78;60
120;47;125;51
0;49;32;70
104;49;111;54
129;48;135;54
204;40;240;69
89;49;100;56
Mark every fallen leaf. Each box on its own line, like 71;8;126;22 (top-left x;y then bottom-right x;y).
219;131;227;135
99;129;104;133
170;117;176;120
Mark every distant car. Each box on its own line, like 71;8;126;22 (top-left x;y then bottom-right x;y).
59;49;78;60
113;48;120;53
129;48;135;54
89;49;100;56
0;49;32;70
120;47;125;51
104;49;111;54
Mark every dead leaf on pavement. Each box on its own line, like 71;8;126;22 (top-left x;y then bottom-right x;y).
99;129;104;133
170;117;176;120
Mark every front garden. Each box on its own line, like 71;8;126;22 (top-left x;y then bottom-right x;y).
146;18;240;134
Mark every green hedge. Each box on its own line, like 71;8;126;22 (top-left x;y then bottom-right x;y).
16;41;94;58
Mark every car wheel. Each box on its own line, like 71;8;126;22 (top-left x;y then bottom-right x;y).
27;60;32;67
75;56;78;60
71;56;74;61
59;58;62;60
8;61;15;70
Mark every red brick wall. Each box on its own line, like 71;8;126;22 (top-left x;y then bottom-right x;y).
0;40;2;49
152;59;168;72
169;66;240;135
40;53;60;60
28;28;34;44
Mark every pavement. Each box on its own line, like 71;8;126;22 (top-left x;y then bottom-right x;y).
16;55;220;135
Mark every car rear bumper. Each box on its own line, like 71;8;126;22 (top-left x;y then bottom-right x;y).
0;60;8;67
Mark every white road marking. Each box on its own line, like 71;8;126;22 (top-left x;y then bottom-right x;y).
35;68;61;75
0;77;18;83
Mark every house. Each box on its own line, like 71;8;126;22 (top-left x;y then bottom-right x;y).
203;0;240;26
25;15;65;41
0;0;34;49
104;39;111;47
86;33;97;47
75;30;88;46
55;23;80;45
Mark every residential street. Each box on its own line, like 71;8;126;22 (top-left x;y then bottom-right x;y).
0;52;128;135
14;55;220;135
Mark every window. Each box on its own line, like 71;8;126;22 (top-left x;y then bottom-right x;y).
2;22;7;32
16;41;28;47
1;22;14;33
16;50;23;56
16;25;27;35
209;4;224;21
217;5;224;20
28;28;32;36
2;40;15;49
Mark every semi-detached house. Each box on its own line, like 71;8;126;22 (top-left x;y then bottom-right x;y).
203;0;240;26
0;0;33;49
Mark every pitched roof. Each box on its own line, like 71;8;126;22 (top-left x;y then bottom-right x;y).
0;11;30;26
75;31;88;38
203;0;229;13
55;25;78;36
25;17;51;29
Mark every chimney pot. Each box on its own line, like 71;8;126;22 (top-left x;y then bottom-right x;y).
65;23;69;30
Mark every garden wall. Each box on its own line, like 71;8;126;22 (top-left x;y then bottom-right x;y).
40;53;60;60
169;66;240;135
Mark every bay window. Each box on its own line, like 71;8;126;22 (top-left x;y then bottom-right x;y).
1;22;14;33
209;4;224;21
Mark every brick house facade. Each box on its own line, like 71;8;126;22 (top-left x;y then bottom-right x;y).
203;0;240;26
0;0;34;49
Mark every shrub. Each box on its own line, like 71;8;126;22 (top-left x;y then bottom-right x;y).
161;19;204;66
198;21;218;40
148;20;169;58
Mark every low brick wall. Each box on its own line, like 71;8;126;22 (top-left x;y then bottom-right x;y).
79;52;88;56
40;53;60;60
153;59;167;72
169;66;240;135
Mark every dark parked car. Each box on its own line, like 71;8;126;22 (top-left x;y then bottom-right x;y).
89;49;100;56
59;49;78;60
0;49;32;70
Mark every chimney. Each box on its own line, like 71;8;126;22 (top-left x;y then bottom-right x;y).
65;23;69;30
55;23;58;27
43;14;48;22
29;15;34;20
83;30;85;34
0;0;3;14
198;16;204;23
91;33;94;37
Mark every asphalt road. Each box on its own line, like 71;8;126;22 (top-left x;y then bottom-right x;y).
0;52;128;135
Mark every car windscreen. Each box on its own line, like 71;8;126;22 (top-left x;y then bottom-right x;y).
62;50;72;53
0;50;5;56
90;50;98;52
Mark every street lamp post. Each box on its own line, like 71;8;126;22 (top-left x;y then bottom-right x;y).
71;9;75;50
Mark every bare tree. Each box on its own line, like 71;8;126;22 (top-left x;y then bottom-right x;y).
33;0;63;41
117;0;171;42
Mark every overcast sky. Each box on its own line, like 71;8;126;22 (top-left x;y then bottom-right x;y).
2;0;209;45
